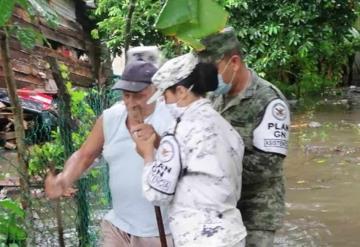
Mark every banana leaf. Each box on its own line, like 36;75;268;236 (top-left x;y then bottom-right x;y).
156;0;228;50
156;0;198;30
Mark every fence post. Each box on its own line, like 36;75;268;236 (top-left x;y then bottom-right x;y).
47;57;91;246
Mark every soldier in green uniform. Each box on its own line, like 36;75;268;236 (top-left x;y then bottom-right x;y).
198;27;291;247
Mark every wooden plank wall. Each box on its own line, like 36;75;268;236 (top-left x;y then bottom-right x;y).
0;2;101;92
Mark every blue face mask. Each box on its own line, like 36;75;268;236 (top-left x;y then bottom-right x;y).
214;59;235;96
215;74;232;95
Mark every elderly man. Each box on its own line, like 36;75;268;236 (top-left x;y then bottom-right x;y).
198;27;291;247
45;58;174;247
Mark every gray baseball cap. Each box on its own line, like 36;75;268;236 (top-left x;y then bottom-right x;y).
112;60;157;92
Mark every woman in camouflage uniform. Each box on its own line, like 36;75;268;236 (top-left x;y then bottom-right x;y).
134;53;247;247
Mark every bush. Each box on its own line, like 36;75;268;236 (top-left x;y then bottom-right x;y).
0;199;26;246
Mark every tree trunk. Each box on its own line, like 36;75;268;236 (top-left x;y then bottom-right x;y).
123;0;137;59
0;28;34;246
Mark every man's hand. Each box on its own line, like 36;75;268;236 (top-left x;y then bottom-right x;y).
131;123;161;147
130;123;155;140
133;133;156;163
62;187;78;198
45;172;67;199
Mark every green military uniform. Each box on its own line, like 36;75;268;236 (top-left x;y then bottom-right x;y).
199;27;291;247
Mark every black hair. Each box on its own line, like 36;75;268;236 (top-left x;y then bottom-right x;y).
168;62;218;96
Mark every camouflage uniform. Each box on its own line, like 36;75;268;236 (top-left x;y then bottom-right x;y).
144;53;247;247
199;27;290;247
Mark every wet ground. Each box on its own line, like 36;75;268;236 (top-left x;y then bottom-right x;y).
275;105;360;246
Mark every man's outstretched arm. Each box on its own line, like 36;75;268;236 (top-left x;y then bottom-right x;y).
45;116;104;199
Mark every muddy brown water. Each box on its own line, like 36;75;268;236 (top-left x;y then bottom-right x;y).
1;106;359;246
275;107;360;246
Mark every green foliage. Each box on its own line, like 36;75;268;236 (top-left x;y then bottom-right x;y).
0;0;15;27
91;0;196;57
0;199;26;246
94;0;359;97
92;0;165;54
156;0;228;50
9;25;43;50
218;0;359;98
86;83;120;116
155;0;198;31
29;137;64;175
29;65;96;175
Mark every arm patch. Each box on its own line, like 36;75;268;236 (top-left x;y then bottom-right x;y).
253;99;290;156
147;134;182;195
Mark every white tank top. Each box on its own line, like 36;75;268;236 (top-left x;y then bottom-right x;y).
102;100;173;237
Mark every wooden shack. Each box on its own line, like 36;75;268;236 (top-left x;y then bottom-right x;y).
0;0;111;149
0;0;107;92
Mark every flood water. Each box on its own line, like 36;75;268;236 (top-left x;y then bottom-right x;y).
275;105;360;246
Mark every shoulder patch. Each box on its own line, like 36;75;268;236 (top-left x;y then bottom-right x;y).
148;134;182;195
252;99;290;156
158;139;175;163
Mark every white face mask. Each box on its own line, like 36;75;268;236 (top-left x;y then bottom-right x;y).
165;102;186;119
165;85;194;118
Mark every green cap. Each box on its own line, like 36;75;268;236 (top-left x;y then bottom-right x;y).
198;26;241;63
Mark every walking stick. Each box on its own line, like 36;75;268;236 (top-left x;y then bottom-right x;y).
155;206;168;247
130;107;167;247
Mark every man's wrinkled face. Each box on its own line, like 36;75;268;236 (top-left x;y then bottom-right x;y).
123;85;155;116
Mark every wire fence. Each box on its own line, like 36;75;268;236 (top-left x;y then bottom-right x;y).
0;82;120;247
